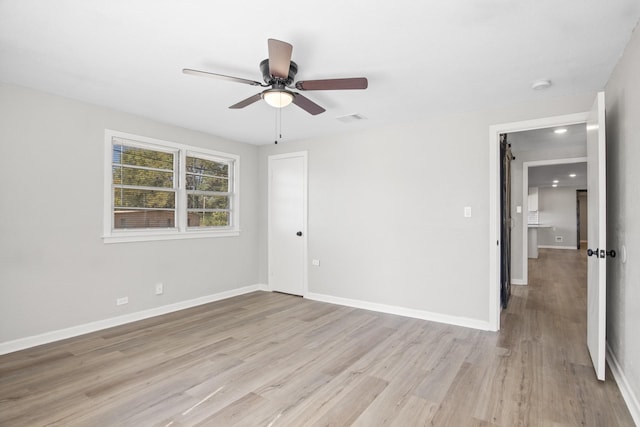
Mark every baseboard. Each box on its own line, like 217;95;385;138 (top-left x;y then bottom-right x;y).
537;245;578;250
0;284;269;356
305;292;491;331
607;342;640;425
511;279;527;285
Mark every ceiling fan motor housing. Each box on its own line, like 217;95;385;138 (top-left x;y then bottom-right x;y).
260;59;298;86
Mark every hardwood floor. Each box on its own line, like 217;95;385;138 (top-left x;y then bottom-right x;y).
0;249;634;426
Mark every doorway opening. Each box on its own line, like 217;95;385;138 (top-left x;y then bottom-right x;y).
488;112;588;331
519;157;587;284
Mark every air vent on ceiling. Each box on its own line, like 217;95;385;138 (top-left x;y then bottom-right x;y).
336;113;367;123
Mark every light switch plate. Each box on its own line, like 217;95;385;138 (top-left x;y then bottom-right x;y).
464;206;472;218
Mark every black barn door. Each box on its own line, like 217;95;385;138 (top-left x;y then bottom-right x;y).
500;134;513;308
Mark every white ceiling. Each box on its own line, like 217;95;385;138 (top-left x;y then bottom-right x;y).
529;162;587;189
508;123;587;188
508;123;586;153
1;1;639;145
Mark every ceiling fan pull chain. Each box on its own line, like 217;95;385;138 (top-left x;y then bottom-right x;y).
273;107;279;144
279;105;283;140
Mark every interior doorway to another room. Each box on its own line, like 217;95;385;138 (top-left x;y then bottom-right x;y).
489;113;588;331
520;158;588;282
491;92;608;380
502;123;588;288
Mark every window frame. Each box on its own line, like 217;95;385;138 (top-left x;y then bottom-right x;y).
103;130;240;243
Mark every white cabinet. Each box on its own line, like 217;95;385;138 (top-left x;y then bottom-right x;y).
528;187;539;211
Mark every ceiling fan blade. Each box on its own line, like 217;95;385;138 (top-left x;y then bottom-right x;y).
292;93;326;115
183;68;263;86
229;93;263;109
268;39;292;79
295;77;368;91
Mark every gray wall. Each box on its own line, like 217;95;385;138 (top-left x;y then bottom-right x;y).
604;24;640;413
0;85;260;343
537;187;579;248
258;93;594;325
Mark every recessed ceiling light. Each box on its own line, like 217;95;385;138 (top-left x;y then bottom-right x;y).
569;173;577;178
554;128;568;134
553;180;559;183
531;79;552;90
552;184;558;188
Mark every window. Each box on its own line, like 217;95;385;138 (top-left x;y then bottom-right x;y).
104;130;239;243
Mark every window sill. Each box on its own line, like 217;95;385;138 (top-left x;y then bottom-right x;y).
103;229;240;244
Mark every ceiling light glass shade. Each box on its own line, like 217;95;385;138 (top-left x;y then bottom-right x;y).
262;90;294;108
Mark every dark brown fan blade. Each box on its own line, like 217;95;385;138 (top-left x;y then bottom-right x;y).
229;93;263;109
268;39;292;79
295;77;368;91
183;69;263;86
292;93;326;115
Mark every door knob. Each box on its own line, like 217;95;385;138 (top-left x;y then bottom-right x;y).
296;231;303;236
587;248;616;258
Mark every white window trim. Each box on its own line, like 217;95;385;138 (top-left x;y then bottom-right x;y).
103;129;240;243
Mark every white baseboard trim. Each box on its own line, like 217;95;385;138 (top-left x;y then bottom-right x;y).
511;279;527;285
0;284;269;356
607;342;640;425
305;292;491;331
537;245;578;250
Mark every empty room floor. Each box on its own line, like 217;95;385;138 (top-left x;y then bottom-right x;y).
0;249;634;425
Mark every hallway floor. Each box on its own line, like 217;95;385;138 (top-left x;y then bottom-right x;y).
499;247;633;425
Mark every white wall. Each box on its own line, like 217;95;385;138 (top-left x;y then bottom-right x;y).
537;187;579;248
604;23;640;420
258;93;594;327
0;84;260;344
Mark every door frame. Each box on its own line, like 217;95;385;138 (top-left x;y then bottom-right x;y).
267;151;309;296
488;112;588;331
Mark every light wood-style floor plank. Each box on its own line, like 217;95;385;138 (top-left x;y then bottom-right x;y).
0;249;634;426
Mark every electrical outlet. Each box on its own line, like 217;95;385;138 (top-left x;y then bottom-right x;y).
312;259;320;266
116;296;128;306
555;236;564;242
155;283;164;295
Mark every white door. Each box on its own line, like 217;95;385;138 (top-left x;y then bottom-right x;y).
268;152;307;296
586;91;607;381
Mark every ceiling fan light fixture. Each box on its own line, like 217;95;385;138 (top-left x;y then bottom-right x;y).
262;89;294;108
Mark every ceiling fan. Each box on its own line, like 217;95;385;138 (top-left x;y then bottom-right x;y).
183;38;368;115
